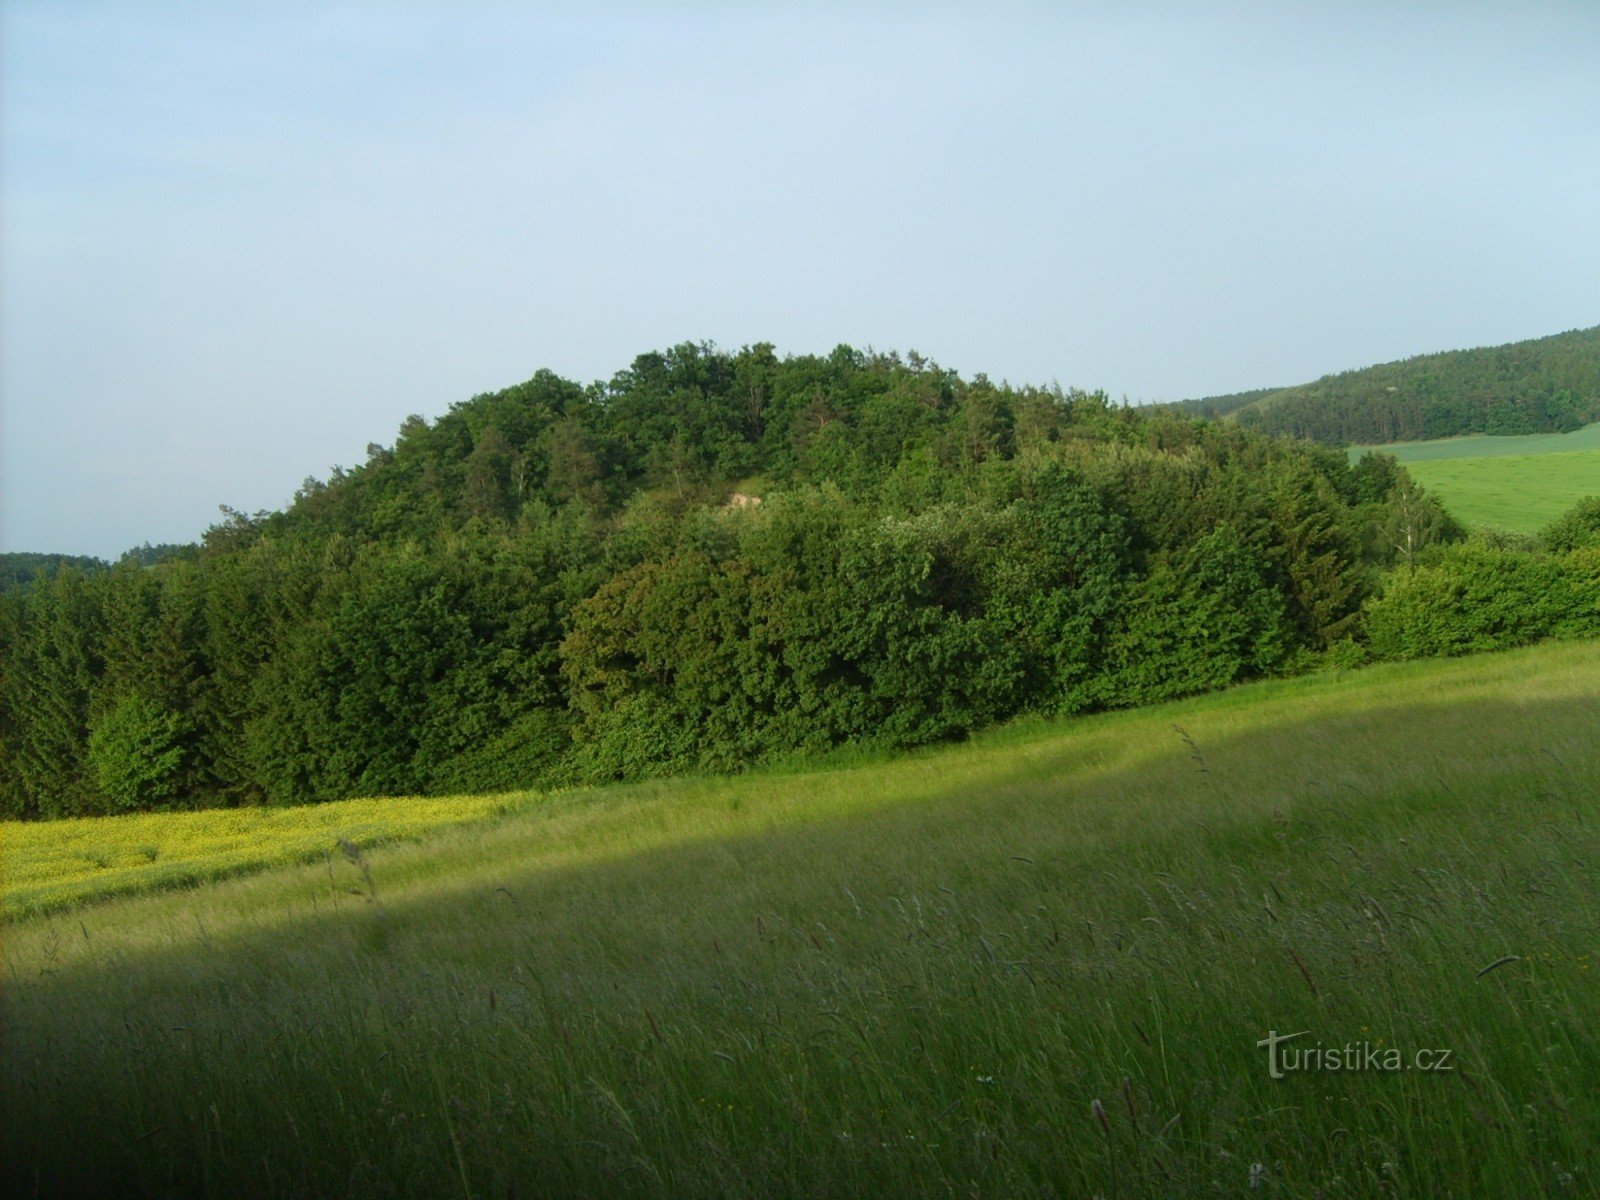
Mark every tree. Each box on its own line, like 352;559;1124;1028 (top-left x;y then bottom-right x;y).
1107;524;1290;705
462;425;518;522
1364;546;1600;659
1381;474;1462;570
1540;496;1600;554
88;694;188;812
0;570;104;817
544;416;605;507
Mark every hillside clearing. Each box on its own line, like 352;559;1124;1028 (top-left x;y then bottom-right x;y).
1349;420;1600;461
1387;447;1597;532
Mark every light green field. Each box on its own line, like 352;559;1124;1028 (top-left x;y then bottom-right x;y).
1350;421;1600;463
1350;425;1600;533
5;642;1600;1198
1400;449;1599;532
1;792;518;918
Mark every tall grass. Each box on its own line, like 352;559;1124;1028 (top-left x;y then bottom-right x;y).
5;642;1600;1197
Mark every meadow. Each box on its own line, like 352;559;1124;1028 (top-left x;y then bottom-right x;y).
4;641;1600;1198
1;792;519;918
1350;423;1600;532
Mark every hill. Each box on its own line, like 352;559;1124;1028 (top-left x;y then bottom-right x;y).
5;639;1597;1197
8;339;1598;822
1176;324;1600;444
2;342;1435;819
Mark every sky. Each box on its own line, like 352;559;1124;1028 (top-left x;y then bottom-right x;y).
3;3;1598;559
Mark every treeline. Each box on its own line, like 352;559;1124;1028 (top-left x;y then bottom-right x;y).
0;545;197;593
1176;325;1600;444
0;554;109;592
1;341;1576;820
1364;499;1600;660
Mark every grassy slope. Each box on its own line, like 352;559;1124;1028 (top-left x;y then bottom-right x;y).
1;793;519;918
1349;422;1600;462
5;642;1600;1198
1400;450;1600;532
1348;424;1600;532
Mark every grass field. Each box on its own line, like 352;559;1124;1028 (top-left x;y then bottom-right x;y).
1;792;520;918
1350;422;1600;463
5;642;1600;1198
1349;423;1600;533
1398;450;1599;532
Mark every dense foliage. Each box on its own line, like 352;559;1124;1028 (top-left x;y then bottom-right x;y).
1;546;196;593
1364;544;1600;660
1176;324;1600;444
0;553;108;591
2;340;1570;819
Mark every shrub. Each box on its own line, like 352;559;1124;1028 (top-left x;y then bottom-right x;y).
1364;545;1600;660
1106;523;1292;705
1539;496;1600;554
87;694;188;813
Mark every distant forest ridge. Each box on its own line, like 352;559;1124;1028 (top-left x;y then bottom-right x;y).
1173;324;1600;445
0;554;108;591
0;545;193;592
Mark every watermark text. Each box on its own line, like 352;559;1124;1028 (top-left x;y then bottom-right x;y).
1257;1030;1453;1079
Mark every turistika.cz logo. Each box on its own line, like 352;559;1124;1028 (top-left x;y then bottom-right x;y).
1257;1030;1454;1079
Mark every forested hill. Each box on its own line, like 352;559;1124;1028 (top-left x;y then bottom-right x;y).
2;341;1462;819
1174;324;1600;444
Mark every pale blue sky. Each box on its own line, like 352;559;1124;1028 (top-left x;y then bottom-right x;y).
4;3;1598;558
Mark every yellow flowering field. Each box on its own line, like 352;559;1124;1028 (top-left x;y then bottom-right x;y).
1;792;527;918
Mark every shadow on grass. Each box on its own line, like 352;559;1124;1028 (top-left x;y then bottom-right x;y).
4;688;1599;1198
8;687;1596;999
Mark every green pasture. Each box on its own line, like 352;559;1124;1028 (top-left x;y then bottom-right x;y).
1398;450;1597;532
1350;421;1600;462
1350;426;1599;532
5;641;1600;1198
